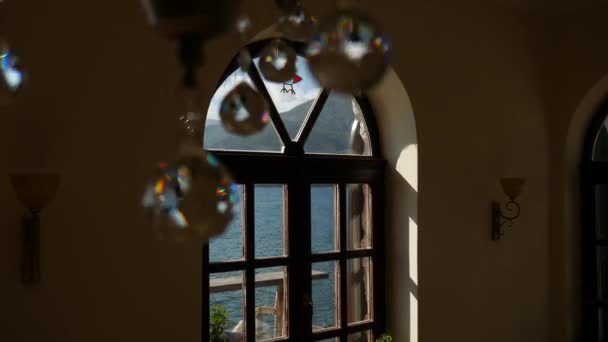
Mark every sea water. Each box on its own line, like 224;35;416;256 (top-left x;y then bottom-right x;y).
209;185;337;337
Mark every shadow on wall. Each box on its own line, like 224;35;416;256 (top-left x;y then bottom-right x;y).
369;68;418;342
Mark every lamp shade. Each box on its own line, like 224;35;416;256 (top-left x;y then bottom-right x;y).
500;177;525;200
10;172;61;212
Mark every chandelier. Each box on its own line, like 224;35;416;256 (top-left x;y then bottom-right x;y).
139;0;391;242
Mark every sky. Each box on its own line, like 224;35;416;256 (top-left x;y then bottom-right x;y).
207;56;321;120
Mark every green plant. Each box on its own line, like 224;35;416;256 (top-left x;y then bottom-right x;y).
375;334;393;342
210;304;230;342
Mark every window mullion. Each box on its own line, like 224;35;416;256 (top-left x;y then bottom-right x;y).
372;181;386;338
245;184;255;342
287;182;313;341
296;89;330;146
339;184;348;340
246;59;293;149
202;244;210;342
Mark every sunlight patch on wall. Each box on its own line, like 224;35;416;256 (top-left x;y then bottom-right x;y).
410;292;418;342
397;144;418;193
409;217;418;286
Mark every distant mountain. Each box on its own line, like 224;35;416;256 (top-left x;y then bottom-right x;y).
204;94;358;154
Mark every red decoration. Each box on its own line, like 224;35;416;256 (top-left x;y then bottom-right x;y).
281;74;302;95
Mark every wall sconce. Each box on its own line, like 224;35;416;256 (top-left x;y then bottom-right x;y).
491;177;525;241
9;172;61;285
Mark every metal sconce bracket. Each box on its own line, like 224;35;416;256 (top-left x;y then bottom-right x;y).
491;177;525;241
491;200;521;240
20;210;41;284
10;172;60;285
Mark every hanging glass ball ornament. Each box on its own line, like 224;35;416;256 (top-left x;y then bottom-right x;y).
142;151;238;242
259;39;296;83
306;10;391;93
0;39;24;105
234;15;253;72
220;82;270;136
236;14;252;37
277;3;316;42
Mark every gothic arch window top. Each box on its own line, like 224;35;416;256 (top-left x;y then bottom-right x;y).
203;40;381;158
201;40;386;342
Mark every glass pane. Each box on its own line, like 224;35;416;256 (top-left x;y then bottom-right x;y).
205;69;284;152
210;185;244;262
255;185;286;258
210;271;246;341
312;185;338;254
255;267;288;340
312;261;339;331
316;338;339;342
347;184;372;250
254;55;322;140
594;122;608;161
305;93;372;156
347;258;372;324
596;185;608;240
348;330;372;342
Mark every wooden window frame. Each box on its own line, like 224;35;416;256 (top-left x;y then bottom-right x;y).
203;39;386;342
581;98;608;341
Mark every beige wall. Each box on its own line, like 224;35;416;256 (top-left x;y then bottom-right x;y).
2;0;598;341
531;7;608;342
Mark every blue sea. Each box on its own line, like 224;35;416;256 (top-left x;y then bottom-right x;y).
209;185;337;338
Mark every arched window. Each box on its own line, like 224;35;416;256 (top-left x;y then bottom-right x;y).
582;99;608;342
202;40;386;342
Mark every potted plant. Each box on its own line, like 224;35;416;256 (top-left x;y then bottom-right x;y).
210;305;229;342
376;334;393;342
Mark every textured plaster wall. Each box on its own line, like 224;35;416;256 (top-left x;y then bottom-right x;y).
0;0;560;341
527;7;608;342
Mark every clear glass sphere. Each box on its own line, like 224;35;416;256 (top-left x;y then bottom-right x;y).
220;82;270;136
142;151;238;242
306;11;390;93
236;14;252;37
0;39;24;105
259;39;297;83
277;4;316;42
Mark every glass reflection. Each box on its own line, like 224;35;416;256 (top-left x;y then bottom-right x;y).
205;70;283;152
255;185;286;258
305;93;371;156
210;185;244;262
312;185;338;254
347;257;372;324
312;261;339;331
255;267;288;340
254;55;322;140
347;184;372;250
